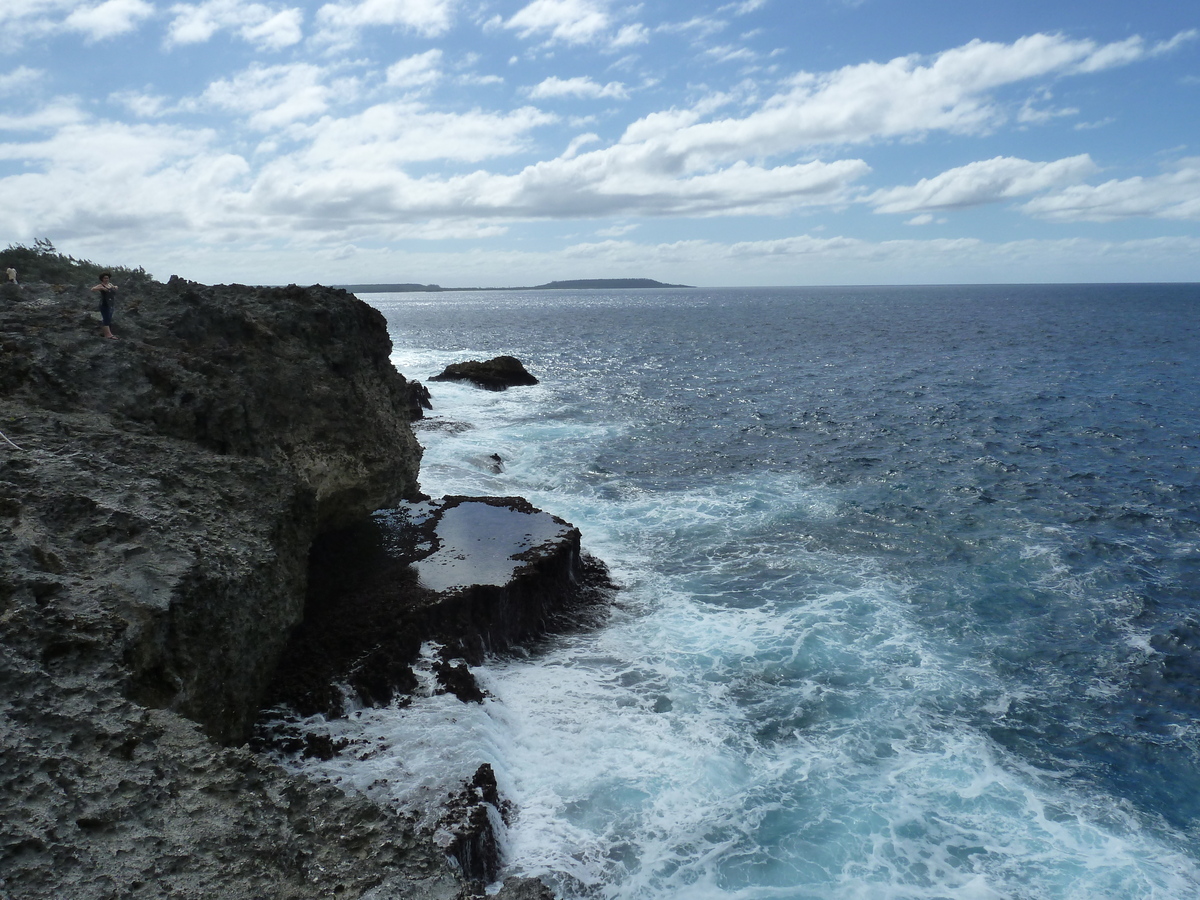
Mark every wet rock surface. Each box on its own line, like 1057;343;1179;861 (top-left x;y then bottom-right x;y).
429;355;539;391
437;763;511;885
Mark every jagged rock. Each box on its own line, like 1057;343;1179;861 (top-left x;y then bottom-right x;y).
438;764;510;885
2;278;423;528
435;658;487;704
493;877;558;900
1;279;425;742
429;355;539;391
409;380;434;418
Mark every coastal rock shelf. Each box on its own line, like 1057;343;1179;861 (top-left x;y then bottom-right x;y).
264;495;612;720
0;276;604;899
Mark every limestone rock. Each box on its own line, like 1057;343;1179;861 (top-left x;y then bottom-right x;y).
0;278;439;898
0;276;584;900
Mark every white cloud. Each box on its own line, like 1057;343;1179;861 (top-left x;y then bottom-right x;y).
1016;89;1078;124
1073;31;1197;73
243;138;869;228
0;100;89;132
505;0;610;45
1020;159;1200;222
278;102;556;169
64;0;155;41
868;155;1098;214
199;64;340;130
612;23;649;48
596;223;637;236
607;31;1193;172
1151;29;1199;55
721;0;768;14
0;67;44;95
527;76;628;100
563;132;600;157
243;8;304;47
315;0;456;45
658;15;727;39
500;153;869;218
459;72;504;86
400;233;1197;287
0;0;64;33
386;49;443;88
706;44;757;64
143;232;1200;288
2;23;1196;284
167;0;305;49
0;119;250;239
110;89;172;117
714;233;1200;277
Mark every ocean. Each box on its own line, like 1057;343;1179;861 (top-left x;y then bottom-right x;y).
282;284;1200;899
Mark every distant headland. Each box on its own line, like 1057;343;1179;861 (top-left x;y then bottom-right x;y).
333;277;693;293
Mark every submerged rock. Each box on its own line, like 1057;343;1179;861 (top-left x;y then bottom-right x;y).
429;355;539;391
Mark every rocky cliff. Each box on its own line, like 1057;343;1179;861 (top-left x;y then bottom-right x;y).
0;277;556;899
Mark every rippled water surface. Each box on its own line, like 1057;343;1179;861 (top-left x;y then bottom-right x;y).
295;285;1200;899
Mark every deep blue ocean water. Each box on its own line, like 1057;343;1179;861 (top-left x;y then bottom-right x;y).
287;285;1200;899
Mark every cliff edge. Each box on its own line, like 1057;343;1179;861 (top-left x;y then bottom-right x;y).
0;278;470;898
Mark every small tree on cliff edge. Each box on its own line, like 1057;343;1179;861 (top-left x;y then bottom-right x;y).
2;238;153;288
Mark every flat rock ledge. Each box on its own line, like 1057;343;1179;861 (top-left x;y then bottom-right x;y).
429;356;539;391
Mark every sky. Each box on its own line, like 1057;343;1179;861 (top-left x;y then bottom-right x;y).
1;0;1198;286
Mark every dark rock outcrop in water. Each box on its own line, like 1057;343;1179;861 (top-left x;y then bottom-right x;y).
0;277;581;899
430;355;539;391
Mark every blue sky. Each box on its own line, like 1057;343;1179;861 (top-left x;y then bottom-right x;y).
1;0;1198;285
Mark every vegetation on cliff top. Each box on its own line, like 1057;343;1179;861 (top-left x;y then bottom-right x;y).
2;238;154;289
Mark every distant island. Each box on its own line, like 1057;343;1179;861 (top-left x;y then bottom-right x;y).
530;278;692;290
334;277;692;293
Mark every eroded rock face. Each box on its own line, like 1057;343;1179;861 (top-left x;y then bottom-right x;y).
1;279;426;740
0;279;447;898
429;355;539;391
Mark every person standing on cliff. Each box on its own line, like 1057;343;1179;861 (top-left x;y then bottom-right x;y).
90;273;118;339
